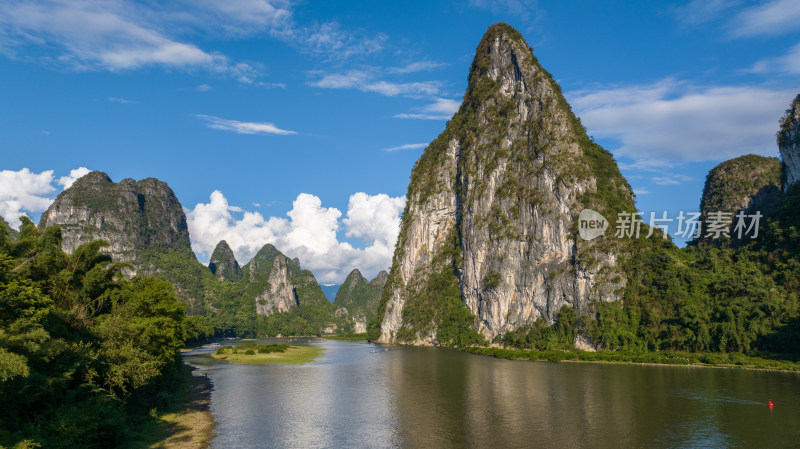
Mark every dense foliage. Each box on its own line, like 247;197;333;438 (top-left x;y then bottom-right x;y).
0;220;188;448
500;186;800;359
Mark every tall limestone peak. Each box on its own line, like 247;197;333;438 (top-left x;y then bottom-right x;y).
371;270;389;286
241;243;331;313
373;23;633;345
696;155;783;246
335;268;388;333
39;170;191;269
209;240;241;280
779;94;800;192
255;254;298;316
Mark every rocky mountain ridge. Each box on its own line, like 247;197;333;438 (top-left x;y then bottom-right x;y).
40;171;191;272
373;23;635;344
696;155;783;247
334;269;387;333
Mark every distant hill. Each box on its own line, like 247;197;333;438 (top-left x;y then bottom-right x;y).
334;269;387;333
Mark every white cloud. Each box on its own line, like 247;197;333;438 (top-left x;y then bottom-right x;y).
186;190;406;283
673;0;741;26
309;70;442;98
0;0;381;79
751;42;800;75
343;192;406;246
196;114;296;135
0;0;230;72
196;84;212;92
651;174;693;186
395;97;460;120
57;167;91;189
633;188;651;196
382;143;427;152
388;61;446;74
0;166;96;228
569;80;795;162
0;168;55;228
284;22;386;60
729;0;800;37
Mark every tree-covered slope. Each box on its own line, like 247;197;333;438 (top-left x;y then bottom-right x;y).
695;155;783;247
334;269;387;332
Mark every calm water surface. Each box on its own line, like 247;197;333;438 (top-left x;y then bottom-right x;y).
184;339;800;448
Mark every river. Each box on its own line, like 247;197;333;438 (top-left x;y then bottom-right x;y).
183;338;800;448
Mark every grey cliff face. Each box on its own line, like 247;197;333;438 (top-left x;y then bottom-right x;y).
779;95;800;192
39;171;191;272
255;255;298;316
378;24;632;344
209;240;241;280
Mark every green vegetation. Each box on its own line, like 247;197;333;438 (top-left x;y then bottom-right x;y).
696;154;783;247
777;94;799;147
322;333;368;341
0;219;190;448
211;344;324;364
494;185;800;362
127;363;215;449
464;347;800;371
333;269;386;332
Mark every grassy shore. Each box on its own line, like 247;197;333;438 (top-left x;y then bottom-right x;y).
130;363;216;449
321;333;368;341
464;347;800;372
211;344;325;364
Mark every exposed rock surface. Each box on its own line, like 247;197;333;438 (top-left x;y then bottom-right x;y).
39;171;190;271
779;94;800;192
209;240;241;281
375;23;634;344
334;269;387;333
37;171;216;314
254;255;298;316
696;155;783;246
241;243;332;319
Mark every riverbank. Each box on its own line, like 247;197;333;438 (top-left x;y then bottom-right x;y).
463;347;800;372
321;333;368;341
134;364;216;448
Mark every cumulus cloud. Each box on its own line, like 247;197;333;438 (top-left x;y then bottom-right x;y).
57;167;91;189
0;168;56;228
196;115;296;135
569;80;794;163
343;193;406;246
186;191;406;283
0;166;95;228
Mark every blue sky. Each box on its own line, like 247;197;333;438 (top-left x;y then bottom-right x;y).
0;0;798;284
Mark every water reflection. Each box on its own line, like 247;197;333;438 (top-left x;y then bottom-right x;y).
185;340;800;448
